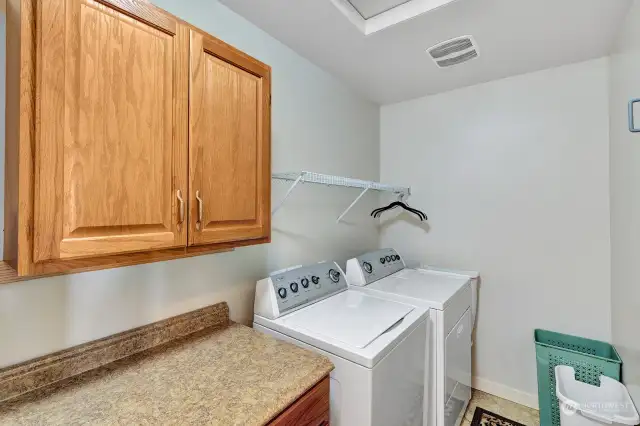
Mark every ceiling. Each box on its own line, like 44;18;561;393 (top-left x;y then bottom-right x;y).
219;0;632;104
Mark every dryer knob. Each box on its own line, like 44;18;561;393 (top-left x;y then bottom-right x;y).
363;261;373;274
278;288;287;299
301;278;310;288
329;269;341;283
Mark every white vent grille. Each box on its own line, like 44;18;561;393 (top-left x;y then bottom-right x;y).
427;36;479;68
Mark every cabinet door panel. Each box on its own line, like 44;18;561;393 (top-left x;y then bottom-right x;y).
189;31;271;246
34;0;188;262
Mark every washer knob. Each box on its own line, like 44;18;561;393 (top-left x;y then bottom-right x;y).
363;261;373;274
278;288;287;299
329;269;341;283
290;282;299;293
311;276;320;285
380;257;386;264
385;255;392;263
301;278;310;288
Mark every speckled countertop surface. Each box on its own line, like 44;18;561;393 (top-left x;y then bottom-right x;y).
0;324;333;426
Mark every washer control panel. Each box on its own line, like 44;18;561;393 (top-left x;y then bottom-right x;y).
346;248;405;286
254;262;348;319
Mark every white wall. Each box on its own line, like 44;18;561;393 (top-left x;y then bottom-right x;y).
0;0;380;367
380;58;612;406
610;0;640;405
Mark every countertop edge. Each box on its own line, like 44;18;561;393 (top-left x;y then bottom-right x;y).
259;356;334;425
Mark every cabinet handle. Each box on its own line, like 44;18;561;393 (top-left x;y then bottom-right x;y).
176;190;185;224
196;190;203;231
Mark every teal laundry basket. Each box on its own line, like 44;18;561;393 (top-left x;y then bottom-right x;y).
534;329;621;426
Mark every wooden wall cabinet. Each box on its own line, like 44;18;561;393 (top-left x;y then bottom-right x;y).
4;0;271;278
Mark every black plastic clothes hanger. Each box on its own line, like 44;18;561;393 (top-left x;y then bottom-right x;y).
371;197;427;221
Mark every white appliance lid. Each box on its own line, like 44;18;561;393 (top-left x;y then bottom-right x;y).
282;291;414;349
367;269;470;309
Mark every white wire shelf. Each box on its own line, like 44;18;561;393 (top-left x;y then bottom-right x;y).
272;171;410;194
271;171;411;222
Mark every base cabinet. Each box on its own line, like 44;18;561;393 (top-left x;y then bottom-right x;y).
268;376;330;426
4;0;271;278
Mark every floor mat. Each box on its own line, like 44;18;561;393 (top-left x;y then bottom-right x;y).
471;407;527;426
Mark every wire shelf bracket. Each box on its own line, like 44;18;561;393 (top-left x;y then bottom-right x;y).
271;171;411;222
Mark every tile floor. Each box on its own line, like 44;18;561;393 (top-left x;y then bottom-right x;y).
461;390;540;426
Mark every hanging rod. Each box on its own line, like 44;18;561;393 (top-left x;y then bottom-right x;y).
272;171;411;222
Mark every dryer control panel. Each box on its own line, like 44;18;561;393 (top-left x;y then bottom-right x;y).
346;248;406;286
254;261;348;319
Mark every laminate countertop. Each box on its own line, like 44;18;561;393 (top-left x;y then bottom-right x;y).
0;323;334;425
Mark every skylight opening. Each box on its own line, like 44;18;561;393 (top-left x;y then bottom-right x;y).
330;0;459;35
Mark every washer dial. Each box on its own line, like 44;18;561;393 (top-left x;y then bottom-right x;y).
277;288;287;299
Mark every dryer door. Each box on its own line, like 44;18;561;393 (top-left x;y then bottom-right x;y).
444;309;472;426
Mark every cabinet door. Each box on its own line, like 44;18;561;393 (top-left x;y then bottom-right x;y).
189;30;271;246
268;376;330;426
33;0;189;262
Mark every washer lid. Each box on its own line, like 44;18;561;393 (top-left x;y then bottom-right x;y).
283;290;414;349
365;269;470;310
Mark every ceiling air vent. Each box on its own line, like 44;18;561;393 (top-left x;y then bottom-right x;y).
427;36;479;68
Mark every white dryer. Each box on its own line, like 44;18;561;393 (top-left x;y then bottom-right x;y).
347;249;473;426
253;261;430;426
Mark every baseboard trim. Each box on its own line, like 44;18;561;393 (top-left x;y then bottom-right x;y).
472;376;539;410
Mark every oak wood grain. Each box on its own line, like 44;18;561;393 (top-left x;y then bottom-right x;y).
4;0;37;275
4;0;23;269
4;0;272;277
0;237;269;284
33;0;65;261
32;0;188;262
201;34;271;78
0;247;230;284
268;376;330;426
189;29;271;246
173;24;190;241
30;244;226;275
94;0;175;35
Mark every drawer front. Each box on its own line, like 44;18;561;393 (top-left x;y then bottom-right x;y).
268;376;330;426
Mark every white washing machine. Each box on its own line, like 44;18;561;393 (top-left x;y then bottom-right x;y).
347;249;474;426
253;261;430;426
